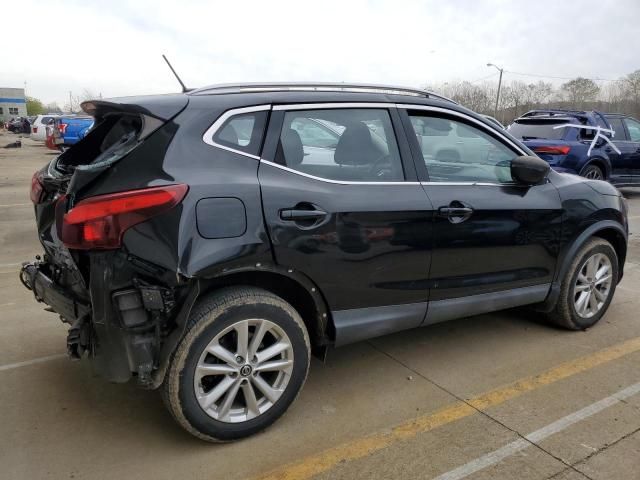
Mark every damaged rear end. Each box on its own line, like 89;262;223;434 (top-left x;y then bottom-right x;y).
21;94;191;387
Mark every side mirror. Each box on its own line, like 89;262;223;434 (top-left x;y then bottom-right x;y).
511;155;550;185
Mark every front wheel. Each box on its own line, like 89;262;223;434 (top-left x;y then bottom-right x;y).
162;287;310;442
547;238;618;330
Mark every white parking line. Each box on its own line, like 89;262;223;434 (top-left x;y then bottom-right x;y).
433;381;640;480
0;203;30;207
0;354;67;372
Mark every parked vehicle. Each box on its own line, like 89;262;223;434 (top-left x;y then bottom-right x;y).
21;83;628;441
30;114;60;142
6;117;30;133
46;116;94;151
482;114;505;129
507;109;640;186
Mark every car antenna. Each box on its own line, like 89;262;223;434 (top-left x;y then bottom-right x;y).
162;54;189;93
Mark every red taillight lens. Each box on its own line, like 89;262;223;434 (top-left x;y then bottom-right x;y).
61;184;188;250
30;171;44;204
58;123;67;135
32;127;38;134
533;145;571;155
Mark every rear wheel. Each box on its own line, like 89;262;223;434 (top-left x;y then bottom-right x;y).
162;287;310;442
581;164;604;180
547;238;618;330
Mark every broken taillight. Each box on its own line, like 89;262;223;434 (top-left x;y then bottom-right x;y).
533;145;571;155
30;171;44;204
61;184;188;250
58;123;68;135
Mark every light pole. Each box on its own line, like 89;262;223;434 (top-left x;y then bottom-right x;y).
487;63;504;120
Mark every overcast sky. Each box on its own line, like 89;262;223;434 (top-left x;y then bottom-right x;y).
2;0;639;107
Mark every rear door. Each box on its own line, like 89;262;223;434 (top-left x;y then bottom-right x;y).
622;117;640;182
400;106;563;324
606;116;635;184
258;104;433;345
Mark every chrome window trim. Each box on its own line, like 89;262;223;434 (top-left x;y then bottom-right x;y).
260;159;420;186
202;104;271;159
395;103;528;156
273;102;394;111
420;181;521;187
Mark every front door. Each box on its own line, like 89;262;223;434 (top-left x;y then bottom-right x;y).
400;107;563;323
258;105;433;345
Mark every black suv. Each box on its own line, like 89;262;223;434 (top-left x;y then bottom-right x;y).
21;83;628;441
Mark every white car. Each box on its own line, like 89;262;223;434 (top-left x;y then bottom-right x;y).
30;114;60;141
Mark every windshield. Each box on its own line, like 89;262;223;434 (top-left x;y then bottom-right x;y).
507;120;570;140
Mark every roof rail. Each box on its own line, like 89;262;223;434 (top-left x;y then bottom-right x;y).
188;82;457;104
520;109;588;118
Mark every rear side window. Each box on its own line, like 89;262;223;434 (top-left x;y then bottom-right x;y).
211;111;268;156
607;118;627;141
507;120;569;140
276;109;404;182
40;116;54;125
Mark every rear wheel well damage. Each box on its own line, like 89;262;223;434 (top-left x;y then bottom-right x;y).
150;269;333;389
197;270;334;346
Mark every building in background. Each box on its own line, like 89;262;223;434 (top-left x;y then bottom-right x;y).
0;88;27;122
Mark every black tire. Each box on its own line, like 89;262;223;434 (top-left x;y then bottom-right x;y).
162;287;310;442
547;238;618;330
580;164;604;180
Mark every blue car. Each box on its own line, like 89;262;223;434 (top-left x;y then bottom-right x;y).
507;109;640;186
49;116;94;151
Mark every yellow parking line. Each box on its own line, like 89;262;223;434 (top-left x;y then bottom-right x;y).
255;336;640;480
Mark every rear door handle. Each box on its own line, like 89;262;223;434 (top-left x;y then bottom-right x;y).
280;208;327;221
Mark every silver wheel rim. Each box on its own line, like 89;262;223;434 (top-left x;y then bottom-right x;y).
573;253;613;319
584;168;602;180
194;319;294;423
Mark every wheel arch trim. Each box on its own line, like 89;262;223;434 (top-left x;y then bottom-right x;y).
150;265;332;389
539;220;627;313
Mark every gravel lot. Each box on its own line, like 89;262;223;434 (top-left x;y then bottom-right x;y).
1;130;640;480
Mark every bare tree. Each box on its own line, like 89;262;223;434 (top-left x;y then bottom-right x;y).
561;77;600;107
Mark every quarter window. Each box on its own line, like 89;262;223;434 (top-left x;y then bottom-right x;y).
211;110;268;156
624;118;640;142
409;113;516;183
277;109;404;182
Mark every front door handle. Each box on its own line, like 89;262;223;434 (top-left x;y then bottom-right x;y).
280;208;327;221
437;201;474;224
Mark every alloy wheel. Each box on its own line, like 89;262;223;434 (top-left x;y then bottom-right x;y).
573;253;613;319
193;319;294;423
584;167;603;180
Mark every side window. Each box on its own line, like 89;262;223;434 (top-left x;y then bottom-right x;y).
0;107;3;114
607;118;627;141
277;109;404;182
290;118;341;148
211;110;268;156
624;118;640;142
408;113;516;183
